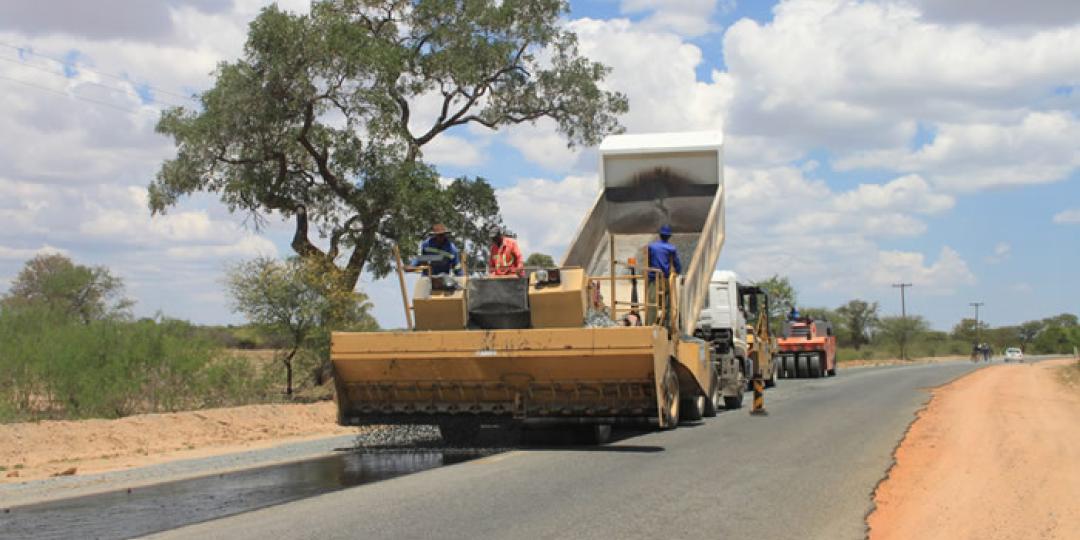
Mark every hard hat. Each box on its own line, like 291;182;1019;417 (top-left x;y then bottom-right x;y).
659;224;673;236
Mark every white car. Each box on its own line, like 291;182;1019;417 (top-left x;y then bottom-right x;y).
1004;347;1024;362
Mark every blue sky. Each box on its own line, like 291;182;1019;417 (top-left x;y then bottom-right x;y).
0;0;1077;332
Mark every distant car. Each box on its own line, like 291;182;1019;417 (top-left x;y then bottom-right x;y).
1004;347;1024;362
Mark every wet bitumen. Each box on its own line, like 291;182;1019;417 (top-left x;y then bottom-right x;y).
0;450;484;540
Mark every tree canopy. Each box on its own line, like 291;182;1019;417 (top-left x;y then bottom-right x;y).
152;0;628;290
2;254;131;323
835;299;880;350
524;252;556;268
754;274;796;333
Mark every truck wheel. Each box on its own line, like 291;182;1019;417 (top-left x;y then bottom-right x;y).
660;366;680;429
681;395;705;422
703;376;721;417
796;356;809;378
723;389;744;409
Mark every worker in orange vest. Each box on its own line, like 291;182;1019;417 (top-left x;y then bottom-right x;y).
488;228;524;277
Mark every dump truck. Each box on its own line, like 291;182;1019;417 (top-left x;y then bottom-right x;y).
776;318;836;378
331;131;727;443
695;271;777;408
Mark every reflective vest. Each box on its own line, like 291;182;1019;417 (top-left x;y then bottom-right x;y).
489;237;524;276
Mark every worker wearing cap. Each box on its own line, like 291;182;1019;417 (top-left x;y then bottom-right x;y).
488;229;524;277
409;224;462;276
647;224;681;325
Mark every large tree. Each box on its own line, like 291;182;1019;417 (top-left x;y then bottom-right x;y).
877;315;929;360
835;299;879;350
2;254;131;323
152;0;627;289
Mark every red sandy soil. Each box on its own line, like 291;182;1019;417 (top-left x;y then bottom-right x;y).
868;358;1080;540
0;402;355;483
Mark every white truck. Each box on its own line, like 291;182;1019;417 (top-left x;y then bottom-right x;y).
694;270;751;408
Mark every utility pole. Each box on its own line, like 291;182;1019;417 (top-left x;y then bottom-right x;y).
970;302;984;343
893;283;913;318
892;283;913;360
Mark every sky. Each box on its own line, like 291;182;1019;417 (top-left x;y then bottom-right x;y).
0;0;1077;331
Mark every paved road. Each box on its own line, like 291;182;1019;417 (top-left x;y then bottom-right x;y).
152;362;981;540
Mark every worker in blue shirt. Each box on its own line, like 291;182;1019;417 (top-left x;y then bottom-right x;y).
647;224;681;325
408;224;462;276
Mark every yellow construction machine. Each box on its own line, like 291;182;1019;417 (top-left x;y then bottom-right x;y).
331;131;726;443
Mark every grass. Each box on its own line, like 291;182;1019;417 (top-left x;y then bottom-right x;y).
1056;358;1080;393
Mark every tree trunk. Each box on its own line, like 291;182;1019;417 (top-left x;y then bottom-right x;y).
341;227;379;291
283;349;297;396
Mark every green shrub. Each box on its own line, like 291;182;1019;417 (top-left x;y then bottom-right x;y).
0;306;274;422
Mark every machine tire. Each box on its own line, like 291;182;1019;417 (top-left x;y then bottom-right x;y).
765;361;777;388
723;389;744;409
703;375;721;417
808;354;822;378
827;367;837;377
681;395;705;422
796;355;809;378
660;365;680;429
783;356;795;378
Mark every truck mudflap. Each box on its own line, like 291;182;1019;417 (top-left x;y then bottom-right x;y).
332;326;683;426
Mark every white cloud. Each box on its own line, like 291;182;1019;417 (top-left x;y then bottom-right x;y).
496;174;600;258
985;242;1011;264
833;174;954;214
909;0;1080;28
0;243;67;261
501;17;734;171
619;0;734;37
1053;208;1080;224
420;134;487;168
721;0;1080;179
871;246;976;294
836;112;1080;191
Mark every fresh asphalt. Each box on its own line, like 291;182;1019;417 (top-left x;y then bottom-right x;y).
148;360;988;540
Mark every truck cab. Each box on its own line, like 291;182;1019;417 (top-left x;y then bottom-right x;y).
695;270;752;407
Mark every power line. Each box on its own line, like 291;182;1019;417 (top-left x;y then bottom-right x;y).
0;41;198;105
0;55;190;110
0;73;147;115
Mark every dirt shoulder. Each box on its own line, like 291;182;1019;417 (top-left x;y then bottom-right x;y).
0;401;354;483
868;358;1080;540
841;355;968;369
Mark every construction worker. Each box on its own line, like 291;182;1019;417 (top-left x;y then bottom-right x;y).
408;224;462;276
488;228;524;277
647;224;681;325
788;306;801;321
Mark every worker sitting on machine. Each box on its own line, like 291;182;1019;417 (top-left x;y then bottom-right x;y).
488;228;524;277
788;305;801;321
407;223;463;277
647;224;681;325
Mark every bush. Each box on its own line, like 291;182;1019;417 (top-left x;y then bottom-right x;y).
0;306;274;422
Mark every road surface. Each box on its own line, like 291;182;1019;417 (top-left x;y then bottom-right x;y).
150;361;981;539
